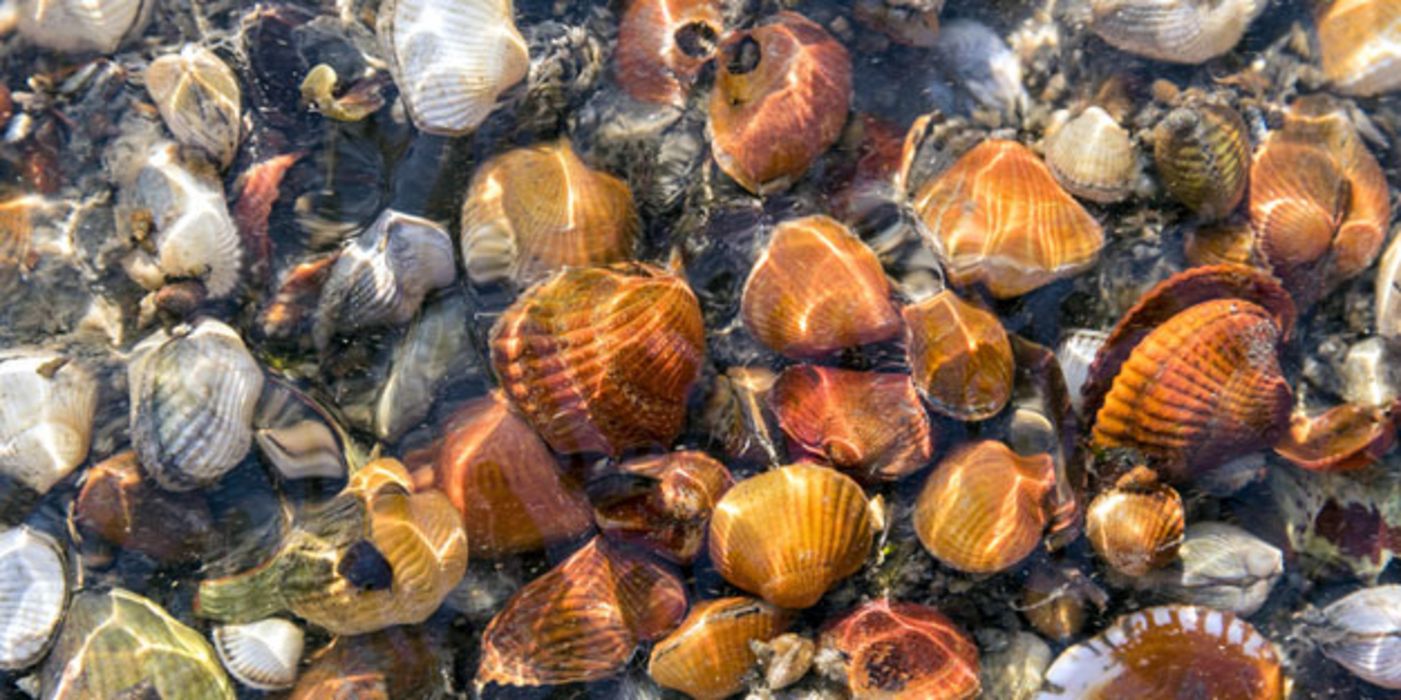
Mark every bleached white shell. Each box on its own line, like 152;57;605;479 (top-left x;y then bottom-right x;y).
145;45;242;169
980;631;1052;700
0;350;97;495
1310;585;1401;689
16;0;153;54
254;379;347;481
0;527;67;671
1136;522;1282;615
377;0;530;136
1055;329;1107;417
212;618;304;690
374;291;477;442
1046;107;1137;204
1090;0;1264;64
129;318;264;491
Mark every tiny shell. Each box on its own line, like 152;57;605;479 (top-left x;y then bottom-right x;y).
1136;522;1282;616
145;45;242;169
1273;402;1401;472
0;350;97;496
0;527;66;671
1021;567;1090;642
648;597;791;700
1055;329;1108;417
1152;103;1250;220
1085;466;1184;576
212;618;304;691
16;0;153;53
616;0;723;105
1046;107;1137;204
1316;0;1401;97
593;450;734;563
902;290;1015;421
1090;0;1265;63
75;451;215;562
762;633;816;690
1307;585;1401;689
820;599;981;700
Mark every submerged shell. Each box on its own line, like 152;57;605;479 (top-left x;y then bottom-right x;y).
253;378;348;481
1056;329;1108;417
616;0;723;105
1317;0;1401;96
903;290;1015;421
0;527;66;671
377;0;529;135
1273;402;1401;472
1137;522;1282;615
594;451;734;563
648;597;791;700
289;628;442;699
145;45;242;168
1249;131;1350;295
1090;0;1264;63
0;350;96;496
930;19;1028;118
1046;107;1137;204
75;452;215;562
16;0;152;53
1152;102;1250;220
1378;233;1401;340
980;632;1052;700
1085;466;1184;576
212;618;304;691
701;366;782;464
820;599;981;700
374;291;478;442
1308;585;1401;689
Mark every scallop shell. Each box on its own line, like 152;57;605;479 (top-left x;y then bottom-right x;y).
145;45;242;169
616;0;723;105
1085;466;1184;576
1317;0;1401;97
709;463;877;608
376;0;529;136
1046;107;1137;204
129;318;264;492
913;440;1055;574
648;597;792;700
1136;522;1282;616
1152;102;1250;221
593;451;734;563
741;215;901;358
1307;585;1401;689
1273;402;1401;472
460;140;639;288
0;350;96;496
708;11;852;194
75;452;215;562
912;140;1104;298
902;289;1015;421
0;527;66;671
820;599;981;700
212;618;304;691
16;0;152;53
1037;605;1283;698
1056;329;1108;417
490;263;706;456
1089;0;1265;63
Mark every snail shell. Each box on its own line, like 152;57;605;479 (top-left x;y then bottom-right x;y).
16;0;153;53
648;597;791;700
0;527;67;671
1152;102;1250;221
1090;0;1265;64
1085;466;1184;576
0;350;96;496
212;618;304;691
145;44;242;169
1317;0;1401;97
903;290;1015;421
1046;107;1137;204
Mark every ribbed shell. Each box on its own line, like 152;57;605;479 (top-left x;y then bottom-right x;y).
913;440;1055;574
377;0;529;136
1317;0;1401;96
648;597;791;700
741;215;901;358
16;0;152;53
1249;133;1349;295
145;45;241;169
1152;103;1250;220
1085;466;1184;576
709;464;876;608
1037;605;1283;699
1089;0;1264;63
1046;107;1137;204
289;629;440;700
821;599;981;700
128;319;264;491
1310;585;1401;689
490;263;706;456
902;290;1015;421
75;452;215;563
1056;329;1108;417
595;451;734;564
212;618;304;691
708;11;852;194
912;140;1105;298
0;528;66;671
616;0;723;105
1138;522;1282;615
0;350;96;495
460;140;639;287
1273;402;1401;471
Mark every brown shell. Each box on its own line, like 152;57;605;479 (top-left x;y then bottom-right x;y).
1021;567;1088;642
594;450;735;563
771;365;934;482
902;289;1015;421
708;463;876;608
913;441;1055;573
289;628;442;700
1273;400;1401;472
616;0;723;105
648;597;792;700
429;391;593;557
700;366;782;463
911;140;1105;298
460;140;639;288
1183;220;1258;268
1153;102;1251;221
74;451;214;563
1085;466;1185;576
820;599;981;700
852;0;943;47
490;263;706;456
708;11;852;194
1317;0;1401;97
741;215;902;358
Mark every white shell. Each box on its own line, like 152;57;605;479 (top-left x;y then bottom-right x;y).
1342;337;1401;408
377;0;530;135
16;0;153;54
374;292;476;442
0;350;97;495
145;45;242;169
1090;0;1264;64
253;379;347;481
1046;107;1137;204
212;618;304;690
0;527;67;671
1311;585;1401;689
1055;329;1107;417
1136;522;1282;615
1376;230;1401;340
980;631;1051;700
129;318;264;491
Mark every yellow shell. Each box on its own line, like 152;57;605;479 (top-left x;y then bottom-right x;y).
648;597;792;699
1046;106;1137;204
1153;102;1250;221
902;289;1015;421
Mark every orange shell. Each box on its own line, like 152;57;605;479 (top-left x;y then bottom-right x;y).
1085;466;1185;576
913;440;1056;574
708;463;876;608
911;140;1105;298
490;263;706;456
616;0;723;105
741;215;902;358
1184;220;1258;268
820;599;981;700
430;391;594;557
75;451;214;562
902;289;1015;421
771;365;934;482
594;450;735;563
1316;0;1401;97
708;11;852;194
1273;400;1401;472
648;597;792;699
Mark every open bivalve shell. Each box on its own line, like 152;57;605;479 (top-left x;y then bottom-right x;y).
820;599;981;699
212;618;304;691
0;527;67;671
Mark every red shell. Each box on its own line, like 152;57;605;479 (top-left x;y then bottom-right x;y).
902;289;1015;421
616;0;723;105
594;450;735;563
820;599;981;700
1273;400;1401;472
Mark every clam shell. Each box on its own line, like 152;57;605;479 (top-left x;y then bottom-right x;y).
616;0;723;105
820;599;981;700
911;140;1104;298
16;0;152;53
212;618;304;691
1136;522;1282;615
1046;107;1137;204
75;452;215;562
0;350;96;496
1309;585;1401;689
374;291;478;442
0;527;66;671
1273;402;1401;472
1090;0;1264;63
1249;133;1349;295
1317;0;1401;97
145;45;242;169
1055;329;1108;417
377;0;529;135
594;450;734;563
741;215;901;358
1021;567;1088;642
709;463;876;608
254;378;348;482
129;318;264;491
648;597;791;700
1152;103;1250;220
1085;466;1184;576
902;289;1015;421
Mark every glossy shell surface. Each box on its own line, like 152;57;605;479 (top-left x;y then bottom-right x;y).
903;290;1015;421
1085;466;1185;576
648;597;791;699
821;599;981;700
1153;102;1250;220
616;0;723;105
0;527;66;671
594;450;734;564
0;350;96;495
1317;0;1401;96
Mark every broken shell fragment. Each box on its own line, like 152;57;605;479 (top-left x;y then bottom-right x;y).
145;44;242;169
1046;106;1137;204
648;597;791;700
212;618;304;691
820;599;981;700
1056;329;1108;417
1316;0;1401;97
616;0;723;105
0;350;97;497
16;0;153;53
1306;585;1401;689
1136;522;1282;616
75;451;215;562
593;450;734;563
1085;466;1185;576
1089;0;1265;64
1273;402;1401;472
0;527;67;671
1153;102;1250;220
701;366;782;464
903;289;1015;421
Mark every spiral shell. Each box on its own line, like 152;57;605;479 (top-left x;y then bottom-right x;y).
593;450;734;563
1086;466;1185;576
1137;522;1282;615
903;289;1015;421
1046;107;1137;204
0;527;66;671
212;618;304;691
616;0;723;105
1152;102;1250;220
1273;402;1401;472
1307;585;1401;689
75;452;215;562
0;350;96;496
145;45;242;169
648;597;792;700
1089;0;1265;63
820;599;981;700
16;0;152;53
1317;0;1401;97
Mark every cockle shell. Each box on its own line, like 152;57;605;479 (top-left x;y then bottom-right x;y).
709;464;877;608
1085;466;1184;576
648;597;791;700
75;451;215;562
911;140;1104;298
1306;585;1401;689
1136;522;1282;615
593;450;734;563
903;289;1015;421
145;45;242;169
289;628;442;699
491;263;706;456
1152;102;1250;221
1046;106;1137;204
1317;0;1401;97
0;527;66;671
616;0;723;105
212;618;304;691
16;0;153;53
0;350;96;496
1089;0;1265;63
460;140;639;288
376;0;529;136
1273;402;1401;472
820;599;981;700
741;215;901;358
708;11;852;194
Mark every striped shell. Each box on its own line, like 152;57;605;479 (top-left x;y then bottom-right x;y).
820;599;981;700
16;0;152;53
902;290;1015;421
1317;0;1401;97
1153;102;1250;220
616;0;723;105
1090;0;1264;63
594;450;734;564
648;597;791;700
289;629;441;699
0;350;96;496
1056;329;1108;417
212;618;304;691
145;44;242;169
1046;107;1137;204
1308;585;1401;689
75;452;214;563
0;527;66;671
1085;466;1184;576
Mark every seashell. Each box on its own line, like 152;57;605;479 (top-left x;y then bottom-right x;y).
1184;220;1258;267
258;255;337;340
741;215;901;358
701;366;782;464
980;631;1052;700
1136;522;1282;616
373;291;480;442
760;632;816;690
129;319;263;491
1377;237;1401;340
478;537;686;687
145;45;242;169
1009;336;1084;548
1045;107;1137;204
490;263;706;456
16;0;153;53
1037;605;1283;698
430;391;593;557
913;440;1055;573
708;11;852;194
376;0;529;136
902;289;1015;421
616;0;723;105
0;527;66;671
820;599;981;700
254;378;349;482
593;450;734;563
41;588;235;699
313;209;457;351
1089;0;1265;63
1274;402;1401;472
1085;466;1184;576
1056;329;1108;417
1268;461;1401;582
1152;102;1250;221
771;365;933;482
1306;585;1401;689
929;19;1028;119
709;463;877;608
911;140;1104;298
1021;567;1092;642
853;0;943;48
460;140;639;288
1316;0;1401;97
75;451;215;562
299;64;387;123
648;597;792;699
0;350;96;497
289;628;443;699
1342;337;1401;407
212;618;304;691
